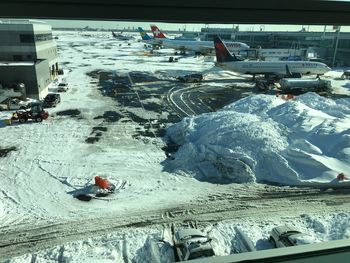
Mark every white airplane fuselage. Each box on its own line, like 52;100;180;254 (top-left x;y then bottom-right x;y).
217;61;331;76
142;39;162;46
161;39;249;53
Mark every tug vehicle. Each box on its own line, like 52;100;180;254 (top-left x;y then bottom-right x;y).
11;103;49;123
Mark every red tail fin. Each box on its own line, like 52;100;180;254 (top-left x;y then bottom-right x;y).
214;36;237;63
150;25;167;38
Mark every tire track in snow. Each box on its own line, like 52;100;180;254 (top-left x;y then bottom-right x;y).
0;187;19;205
35;159;77;189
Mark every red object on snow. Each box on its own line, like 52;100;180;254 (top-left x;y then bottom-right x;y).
94;176;110;189
42;111;49;120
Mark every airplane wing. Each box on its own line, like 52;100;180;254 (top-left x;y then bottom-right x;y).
198;45;214;54
178;45;212;55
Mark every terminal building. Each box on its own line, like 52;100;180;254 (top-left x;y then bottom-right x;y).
0;19;59;99
199;27;350;66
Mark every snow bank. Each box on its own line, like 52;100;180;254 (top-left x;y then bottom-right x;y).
209;212;350;255
7;212;349;262
166;93;350;185
5;227;174;263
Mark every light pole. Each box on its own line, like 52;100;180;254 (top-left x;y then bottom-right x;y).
332;26;341;67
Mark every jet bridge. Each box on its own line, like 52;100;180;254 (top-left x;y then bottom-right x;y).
238;48;308;61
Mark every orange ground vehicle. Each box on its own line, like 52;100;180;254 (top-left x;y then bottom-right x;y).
94;176;111;189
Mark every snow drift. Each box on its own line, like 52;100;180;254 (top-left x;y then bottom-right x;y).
166;93;350;185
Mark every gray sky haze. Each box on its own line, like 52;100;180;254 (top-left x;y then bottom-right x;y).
44;19;350;32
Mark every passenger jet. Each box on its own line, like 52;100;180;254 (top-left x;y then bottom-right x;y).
213;36;331;78
150;25;249;55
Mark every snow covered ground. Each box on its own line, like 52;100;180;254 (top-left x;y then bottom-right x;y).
1;30;350;262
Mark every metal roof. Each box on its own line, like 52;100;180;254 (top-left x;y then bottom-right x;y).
176;229;207;242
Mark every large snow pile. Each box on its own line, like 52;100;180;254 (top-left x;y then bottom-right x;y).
166;93;350;185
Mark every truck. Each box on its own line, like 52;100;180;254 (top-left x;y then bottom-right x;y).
341;70;350;79
279;78;331;93
172;226;215;261
177;73;203;83
0;98;30;111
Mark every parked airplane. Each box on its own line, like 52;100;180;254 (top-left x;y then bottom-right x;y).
112;30;134;41
213;36;331;79
137;27;162;46
150;25;249;55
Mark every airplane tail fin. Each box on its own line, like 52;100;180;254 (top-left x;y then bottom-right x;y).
150;25;167;38
214;36;240;63
138;27;152;40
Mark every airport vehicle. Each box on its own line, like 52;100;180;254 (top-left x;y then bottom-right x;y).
137;27;162;47
172;227;215;261
177;73;203;82
150;25;249;55
11;103;49;123
213;36;331;79
270;225;315;248
341;70;350;79
280;78;331;93
57;82;68;92
0;98;30;111
42;93;61;108
168;56;179;62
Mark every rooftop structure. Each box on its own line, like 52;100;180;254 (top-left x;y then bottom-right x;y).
0;19;59;99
